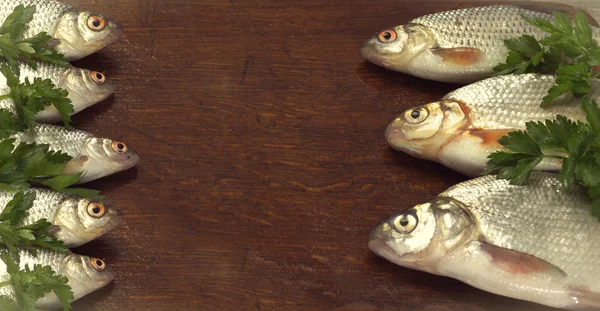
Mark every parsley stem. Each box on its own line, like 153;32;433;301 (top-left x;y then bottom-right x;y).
0;281;11;287
542;155;565;160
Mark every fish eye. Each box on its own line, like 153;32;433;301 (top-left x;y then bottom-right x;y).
393;213;418;234
377;29;397;43
87;203;106;218
87;16;106;31
111;141;128;154
90;258;106;271
404;107;429;124
91;71;106;84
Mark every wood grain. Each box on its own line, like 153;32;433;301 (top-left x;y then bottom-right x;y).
60;0;590;310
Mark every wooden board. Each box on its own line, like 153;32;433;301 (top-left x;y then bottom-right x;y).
62;0;594;310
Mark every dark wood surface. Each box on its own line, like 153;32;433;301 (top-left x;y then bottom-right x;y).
63;0;582;310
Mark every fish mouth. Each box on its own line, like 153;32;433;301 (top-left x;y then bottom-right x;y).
361;38;385;66
385;122;404;144
368;238;406;265
122;149;141;170
94;207;124;236
385;123;418;155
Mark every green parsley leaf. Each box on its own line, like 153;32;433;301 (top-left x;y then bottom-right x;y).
0;64;73;129
0;191;34;226
497;131;542;155
496;11;600;106
0;110;21;139
559;157;576;185
581;96;600;135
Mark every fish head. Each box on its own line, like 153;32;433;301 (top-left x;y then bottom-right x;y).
62;255;115;300
385;101;469;161
54;11;124;60
53;197;123;247
361;23;436;72
60;68;115;112
369;198;476;273
69;138;140;183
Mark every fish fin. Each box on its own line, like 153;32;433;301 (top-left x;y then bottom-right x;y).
430;48;483;66
480;241;567;277
63;155;89;175
513;3;599;27
468;129;513;147
47;225;61;235
567;286;600;310
46;38;61;48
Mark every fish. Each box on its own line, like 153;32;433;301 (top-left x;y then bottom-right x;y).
13;124;140;184
1;0;123;61
360;5;600;83
369;172;600;310
0;249;114;309
0;63;115;123
385;73;600;176
0;188;123;248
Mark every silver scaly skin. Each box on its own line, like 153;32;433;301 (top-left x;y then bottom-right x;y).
385;74;600;176
0;249;114;310
0;63;115;123
13;124;140;184
0;188;122;247
369;172;600;310
361;5;600;83
0;0;123;61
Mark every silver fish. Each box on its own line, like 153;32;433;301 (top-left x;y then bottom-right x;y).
361;5;600;83
13;124;140;184
1;0;123;61
0;250;114;309
369;172;600;310
0;63;115;123
0;188;123;247
385;74;600;176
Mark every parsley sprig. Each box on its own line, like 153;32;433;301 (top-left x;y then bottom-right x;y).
485;97;600;212
0;139;102;199
488;11;600;219
0;5;69;76
0;64;73;129
493;11;600;106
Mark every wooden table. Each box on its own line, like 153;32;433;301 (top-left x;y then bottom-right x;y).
67;0;585;310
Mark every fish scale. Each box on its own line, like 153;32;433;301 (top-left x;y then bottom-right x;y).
13;123;92;157
0;188;69;226
0;0;71;39
442;74;600;129
411;5;552;63
440;173;600;292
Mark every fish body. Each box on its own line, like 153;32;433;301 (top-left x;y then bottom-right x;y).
0;249;114;310
361;5;600;83
0;0;123;60
13;124;139;183
369;172;600;310
0;63;114;123
0;188;123;247
385;74;599;176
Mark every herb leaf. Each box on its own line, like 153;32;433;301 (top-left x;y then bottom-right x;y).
0;5;68;75
495;11;600;106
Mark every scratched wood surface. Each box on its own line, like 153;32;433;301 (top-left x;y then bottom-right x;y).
60;0;595;310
